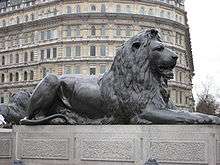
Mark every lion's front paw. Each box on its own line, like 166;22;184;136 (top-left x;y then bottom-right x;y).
130;116;152;125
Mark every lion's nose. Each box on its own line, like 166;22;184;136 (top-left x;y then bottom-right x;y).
172;54;178;60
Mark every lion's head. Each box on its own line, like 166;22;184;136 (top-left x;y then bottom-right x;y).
100;29;177;116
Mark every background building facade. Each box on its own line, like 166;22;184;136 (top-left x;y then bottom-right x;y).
0;0;194;110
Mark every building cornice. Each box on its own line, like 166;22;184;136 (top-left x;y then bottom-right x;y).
0;13;187;33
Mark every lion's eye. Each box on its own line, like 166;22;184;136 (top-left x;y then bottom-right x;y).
153;45;164;51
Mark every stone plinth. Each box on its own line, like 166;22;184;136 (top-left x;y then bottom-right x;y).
12;125;220;165
0;128;14;165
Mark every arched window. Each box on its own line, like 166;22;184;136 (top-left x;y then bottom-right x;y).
16;54;19;63
101;4;106;13
140;7;145;15
30;70;34;80
9;73;13;82
24;52;28;62
1;74;5;83
91;5;96;11
24;71;27;81
15;72;19;81
67;6;72;14
116;4;121;13
91;26;96;36
2;56;5;65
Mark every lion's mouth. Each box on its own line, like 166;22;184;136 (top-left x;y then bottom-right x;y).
159;65;174;80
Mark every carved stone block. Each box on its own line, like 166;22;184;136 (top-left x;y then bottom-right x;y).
150;141;206;162
80;139;135;162
0;139;11;158
21;139;69;160
217;141;220;162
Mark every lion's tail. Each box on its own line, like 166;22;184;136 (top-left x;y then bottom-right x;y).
20;114;69;125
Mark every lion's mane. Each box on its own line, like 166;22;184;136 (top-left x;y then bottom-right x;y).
99;30;169;118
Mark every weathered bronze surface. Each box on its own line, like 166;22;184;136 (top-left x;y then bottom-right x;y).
1;29;220;125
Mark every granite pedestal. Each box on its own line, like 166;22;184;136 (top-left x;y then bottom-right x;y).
4;125;217;165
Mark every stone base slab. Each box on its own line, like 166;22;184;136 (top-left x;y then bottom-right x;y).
9;125;219;165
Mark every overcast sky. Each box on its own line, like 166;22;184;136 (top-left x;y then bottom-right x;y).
185;0;220;101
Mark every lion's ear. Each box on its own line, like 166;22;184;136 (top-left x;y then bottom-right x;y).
132;41;141;52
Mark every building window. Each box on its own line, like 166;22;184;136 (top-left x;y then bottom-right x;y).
47;49;51;59
91;26;96;36
1;74;5;83
90;46;96;56
47;30;51;40
167;11;171;19
100;25;106;36
30;70;34;80
148;8;153;15
180;91;183;104
66;47;71;57
76;5;81;13
160;10;164;17
179;72;182;82
40;31;45;40
126;26;132;36
15;72;19;81
16;16;20;24
75;46;81;56
9;73;13;82
73;66;80;74
24;71;27;81
64;66;71;74
1;56;5;65
100;45;107;56
66;26;72;38
116;4;121;12
0;97;4;103
30;51;34;61
67;6;72;14
126;5;131;13
101;4;106;12
140;7;145;15
25;15;28;22
91;5;96;11
100;65;106;74
16;54;19;63
53;48;57;58
75;26;80;37
116;26;121;36
24;52;28;62
90;67;96;75
2;19;6;27
175;90;178;104
31;13;34;21
10;54;13;63
41;50;45;60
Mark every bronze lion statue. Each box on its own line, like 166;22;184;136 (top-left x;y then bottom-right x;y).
11;29;218;125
